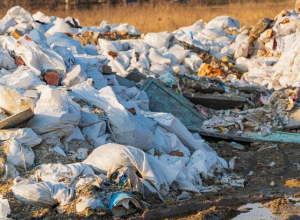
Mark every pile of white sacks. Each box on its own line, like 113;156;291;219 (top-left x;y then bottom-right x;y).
0;5;297;216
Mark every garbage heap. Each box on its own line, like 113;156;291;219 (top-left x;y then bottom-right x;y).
0;5;299;218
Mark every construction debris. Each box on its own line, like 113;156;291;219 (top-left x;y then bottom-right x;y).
0;4;300;219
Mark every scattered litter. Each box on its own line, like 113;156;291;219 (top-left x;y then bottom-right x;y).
109;192;148;217
0;4;300;219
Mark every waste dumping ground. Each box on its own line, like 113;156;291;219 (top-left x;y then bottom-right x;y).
0;5;300;219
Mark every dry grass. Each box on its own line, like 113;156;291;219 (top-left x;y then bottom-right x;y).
0;0;295;33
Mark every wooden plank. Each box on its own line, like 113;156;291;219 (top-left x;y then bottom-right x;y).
0;108;34;129
194;129;300;144
183;93;246;110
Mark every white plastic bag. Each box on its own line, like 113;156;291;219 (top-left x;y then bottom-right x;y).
0;47;16;70
0;66;45;90
72;82;154;151
4;139;35;169
12;178;74;207
186;149;227;178
15;35;66;76
62;65;87;87
84;143;180;196
143;112;208;152
0;195;10;219
153;126;190;156
27;86;80;145
35;163;95;186
0;128;42;148
7;6;33;24
144;32;173;49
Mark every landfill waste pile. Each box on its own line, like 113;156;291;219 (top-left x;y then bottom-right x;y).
0;5;300;219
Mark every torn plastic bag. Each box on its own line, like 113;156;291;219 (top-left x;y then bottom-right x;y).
45;18;75;37
109;58;129;78
3;139;35;169
107;166;142;193
7;22;33;35
0;85;36;115
84;143;180;196
0;66;45;90
142;112;208;152
153;126;190;157
74;55;108;89
0;195;10;219
7;6;33;24
149;63;173;76
0;15;17;35
110;23;141;35
172;64;191;76
273;15;299;36
157;154;190;166
121;39;150;52
12;178;74;207
0;159;19;180
109;192;148;217
182;52;203;72
143;32;172;49
170;161;201;192
0;128;42;148
35;163;95;186
32;11;55;24
62;65;87;87
78;105;102;127
186;149;227;178
15;36;66;76
76;197;105;213
126;88;150;112
159;72;177;87
71;82;153;151
28;28;47;46
201;28;228;40
27;86;80;145
0;36;16;54
62;127;85;149
148;48;171;65
0;47;16;70
83;44;99;56
205;16;240;30
51;45;77;70
234;35;254;58
82;121;107;147
98;39;123;54
47;33;85;55
128;51;150;73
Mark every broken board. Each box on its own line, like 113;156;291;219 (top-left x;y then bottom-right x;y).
142;77;300;144
183;93;246;110
0;108;34;129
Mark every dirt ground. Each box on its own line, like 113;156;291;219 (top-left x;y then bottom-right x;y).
1;139;300;220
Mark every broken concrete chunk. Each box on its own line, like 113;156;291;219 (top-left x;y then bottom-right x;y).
24;90;38;99
249;18;271;38
266;29;273;38
102;65;112;74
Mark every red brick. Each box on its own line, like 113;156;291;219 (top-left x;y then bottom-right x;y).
44;71;59;86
